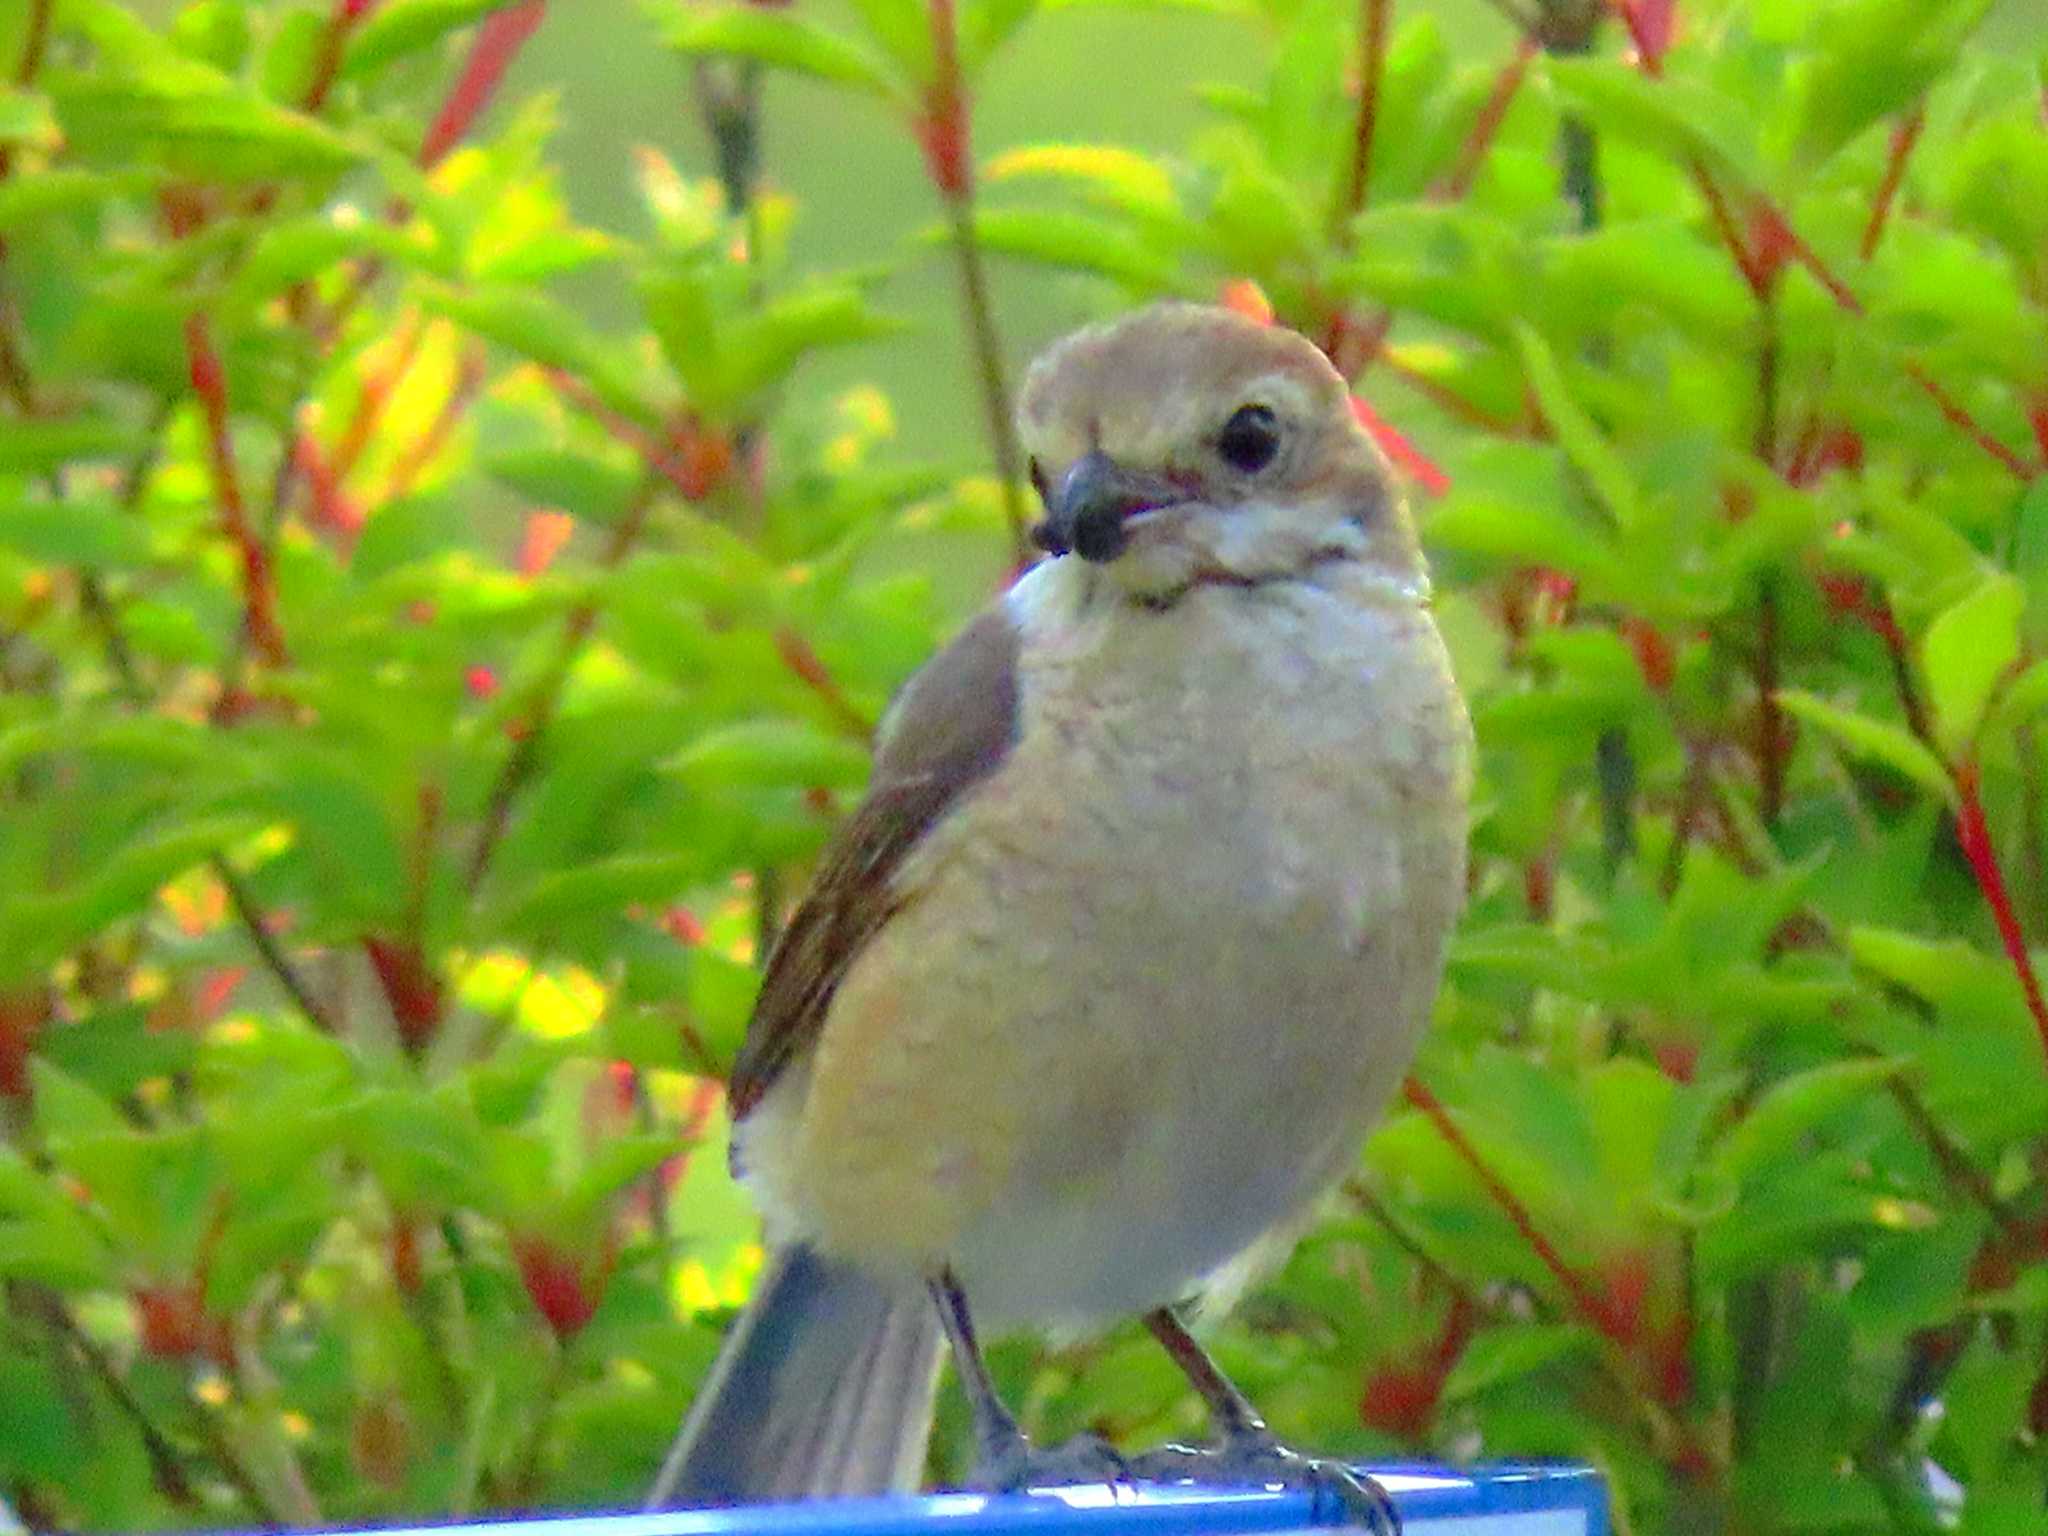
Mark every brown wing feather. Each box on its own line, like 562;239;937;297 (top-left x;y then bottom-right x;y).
727;606;1021;1120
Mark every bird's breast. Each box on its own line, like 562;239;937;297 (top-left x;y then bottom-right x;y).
755;570;1470;1329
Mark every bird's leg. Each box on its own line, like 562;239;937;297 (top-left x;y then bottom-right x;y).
1128;1307;1400;1533
927;1271;1128;1493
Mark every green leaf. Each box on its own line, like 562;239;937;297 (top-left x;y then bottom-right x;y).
342;0;511;78
0;1144;111;1289
1542;56;1758;182
47;68;360;182
1775;689;1955;802
949;207;1178;289
1787;0;1994;172
983;144;1183;222
1711;1058;1905;1185
1440;1323;1597;1401
493;855;702;940
844;0;932;83
1922;571;2023;755
660;9;901;99
0;496;147;568
959;0;1040;73
0;418;140;475
0;88;58;149
1512;324;1641;532
0;817;260;980
486;448;642;526
421;282;647;422
669;721;871;790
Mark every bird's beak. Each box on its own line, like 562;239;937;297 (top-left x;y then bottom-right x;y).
1032;451;1183;564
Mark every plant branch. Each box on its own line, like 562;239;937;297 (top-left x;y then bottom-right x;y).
211;854;338;1034
543;369;729;502
1861;99;1926;261
923;0;1028;565
772;628;873;741
25;1290;199;1509
420;1;547;171
14;0;50;87
1953;761;2048;1068
1903;360;2035;482
1435;38;1538;201
1343;1176;1499;1323
184;315;287;666
1334;0;1392;241
1402;1076;1613;1329
1685;163;2035;482
301;0;383;115
1885;1078;2018;1232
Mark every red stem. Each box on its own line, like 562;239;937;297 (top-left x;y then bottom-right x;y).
1402;1076;1615;1331
184;315;286;665
1682;120;2036;484
300;0;384;114
1860;100;1925;261
1690;161;1769;301
1382;352;1525;435
1435;39;1537;202
419;1;547;169
772;628;873;740
543;369;727;503
1336;0;1392;236
1904;361;2035;483
293;432;364;550
918;0;970;199
16;0;50;86
1955;762;2048;1068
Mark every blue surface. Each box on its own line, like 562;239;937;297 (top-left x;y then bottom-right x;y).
286;1467;1605;1536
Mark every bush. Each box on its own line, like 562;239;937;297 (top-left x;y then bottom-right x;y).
0;0;2044;1530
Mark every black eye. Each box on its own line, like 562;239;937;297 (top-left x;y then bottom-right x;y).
1216;404;1281;473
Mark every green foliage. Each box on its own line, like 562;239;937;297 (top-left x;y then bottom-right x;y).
0;0;2044;1531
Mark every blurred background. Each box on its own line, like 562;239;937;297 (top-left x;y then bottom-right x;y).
6;0;2048;1532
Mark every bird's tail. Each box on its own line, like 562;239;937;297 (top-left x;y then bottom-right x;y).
646;1245;944;1508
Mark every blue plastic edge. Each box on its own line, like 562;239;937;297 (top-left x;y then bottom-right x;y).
246;1465;1607;1536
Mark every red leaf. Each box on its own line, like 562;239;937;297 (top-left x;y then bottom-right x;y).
363;936;444;1053
1358;1366;1438;1438
1217;279;1274;327
1349;393;1450;495
1620;616;1675;693
513;1234;607;1338
517;510;575;579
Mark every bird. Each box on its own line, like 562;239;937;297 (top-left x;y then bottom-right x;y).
648;301;1472;1527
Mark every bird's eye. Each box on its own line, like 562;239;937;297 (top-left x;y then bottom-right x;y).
1216;404;1281;474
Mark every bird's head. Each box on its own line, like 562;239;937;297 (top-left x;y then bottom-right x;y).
1018;302;1426;604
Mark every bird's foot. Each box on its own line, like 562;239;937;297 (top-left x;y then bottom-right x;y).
967;1429;1130;1495
1128;1435;1399;1532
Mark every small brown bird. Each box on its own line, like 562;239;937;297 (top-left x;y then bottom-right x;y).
652;302;1471;1525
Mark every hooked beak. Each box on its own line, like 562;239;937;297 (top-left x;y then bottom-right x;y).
1031;451;1184;564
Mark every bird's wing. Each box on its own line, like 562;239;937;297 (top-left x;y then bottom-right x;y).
726;604;1022;1119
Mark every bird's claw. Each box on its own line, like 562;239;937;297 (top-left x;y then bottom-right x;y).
966;1430;1131;1495
1127;1436;1399;1533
